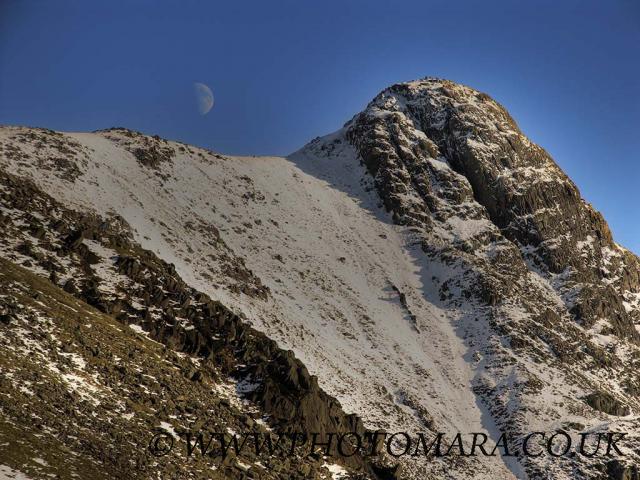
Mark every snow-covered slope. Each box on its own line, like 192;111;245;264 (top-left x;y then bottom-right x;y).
0;126;510;478
1;77;639;479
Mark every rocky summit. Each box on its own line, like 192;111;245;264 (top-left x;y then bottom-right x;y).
1;78;639;480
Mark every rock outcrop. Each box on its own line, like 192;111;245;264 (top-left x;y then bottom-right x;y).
347;78;639;340
341;78;640;478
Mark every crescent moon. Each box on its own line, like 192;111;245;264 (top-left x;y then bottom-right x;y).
194;82;214;115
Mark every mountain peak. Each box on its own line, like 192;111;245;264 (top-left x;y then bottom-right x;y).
346;77;639;337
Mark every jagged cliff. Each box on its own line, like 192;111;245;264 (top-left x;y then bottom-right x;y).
343;78;640;478
1;78;639;479
347;78;639;338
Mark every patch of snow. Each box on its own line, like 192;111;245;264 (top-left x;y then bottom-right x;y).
0;465;35;480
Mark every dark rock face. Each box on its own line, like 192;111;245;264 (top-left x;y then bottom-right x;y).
584;391;630;417
607;460;640;480
344;78;640;478
346;78;640;341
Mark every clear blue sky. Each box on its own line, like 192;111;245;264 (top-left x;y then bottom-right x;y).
1;0;638;253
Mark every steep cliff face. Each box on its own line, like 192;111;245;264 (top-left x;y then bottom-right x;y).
342;78;640;478
347;78;639;340
1;78;639;480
